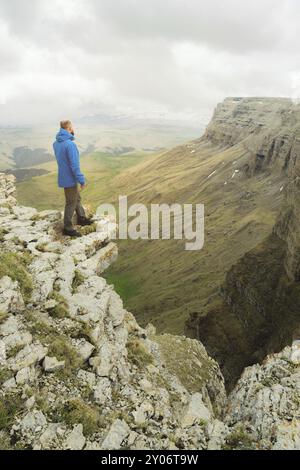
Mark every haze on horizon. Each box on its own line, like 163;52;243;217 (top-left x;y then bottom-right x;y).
0;0;300;127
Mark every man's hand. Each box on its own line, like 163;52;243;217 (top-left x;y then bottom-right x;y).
80;184;86;191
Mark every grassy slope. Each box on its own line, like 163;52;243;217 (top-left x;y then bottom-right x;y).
16;151;153;211
17;138;286;336
104;138;284;334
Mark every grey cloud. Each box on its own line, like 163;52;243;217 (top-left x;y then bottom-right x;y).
0;0;41;36
0;0;299;126
91;0;295;53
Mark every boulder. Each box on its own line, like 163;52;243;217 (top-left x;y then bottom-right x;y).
43;356;65;373
101;420;130;450
20;410;47;433
64;425;86;450
9;343;47;371
16;366;35;385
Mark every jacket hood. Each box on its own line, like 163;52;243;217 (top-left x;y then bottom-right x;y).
55;128;75;143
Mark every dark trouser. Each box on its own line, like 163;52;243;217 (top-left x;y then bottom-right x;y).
64;186;86;231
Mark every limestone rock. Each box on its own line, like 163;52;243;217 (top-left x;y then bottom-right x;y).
3;331;33;350
0;277;25;313
182;393;211;428
133;402;154;425
107;292;125;327
64;425;86;450
20;410;47;433
26;396;36;410
9;343;47;371
43;356;65;373
3;377;17;390
16;366;35;385
94;378;112;404
226;346;300;449
272;420;300;450
0;340;6;364
95;343;116;377
0;316;20;336
101;420;130;450
73;339;95;362
39;423;65;450
207;420;229;450
290;341;300;365
77;370;96;387
12;206;38;220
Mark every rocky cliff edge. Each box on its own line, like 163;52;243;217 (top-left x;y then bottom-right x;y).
0;173;299;450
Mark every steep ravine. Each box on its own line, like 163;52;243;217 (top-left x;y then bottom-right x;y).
186;98;300;390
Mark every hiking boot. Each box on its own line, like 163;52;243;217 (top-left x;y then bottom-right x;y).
77;217;93;226
63;229;82;238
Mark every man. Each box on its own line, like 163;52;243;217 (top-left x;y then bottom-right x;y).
53;120;92;237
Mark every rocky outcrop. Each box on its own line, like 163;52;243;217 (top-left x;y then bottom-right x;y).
226;342;300;450
0;173;226;451
203;97;300;176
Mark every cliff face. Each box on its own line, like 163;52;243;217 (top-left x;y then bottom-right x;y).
203;97;300;176
187;98;300;391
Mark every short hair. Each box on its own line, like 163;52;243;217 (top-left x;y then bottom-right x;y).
60;120;72;130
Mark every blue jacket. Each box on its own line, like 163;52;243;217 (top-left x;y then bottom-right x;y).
53;129;86;188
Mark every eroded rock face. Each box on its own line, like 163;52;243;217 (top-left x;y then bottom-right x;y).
226;343;300;450
203;97;300;176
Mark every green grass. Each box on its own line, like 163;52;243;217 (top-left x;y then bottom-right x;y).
80;223;97;236
0;394;24;432
223;426;255;450
16;151;152;212
0;431;12;450
104;272;140;303
0;368;12;386
48;338;82;374
0;228;8;242
6;344;24;359
127;339;153;368
153;334;216;394
0;252;33;302
48;292;69;319
54;399;101;436
0;311;8;324
72;270;85;294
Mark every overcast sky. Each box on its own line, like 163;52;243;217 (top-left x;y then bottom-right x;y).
0;0;300;126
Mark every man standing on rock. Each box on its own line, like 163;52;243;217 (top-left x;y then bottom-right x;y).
53;120;92;238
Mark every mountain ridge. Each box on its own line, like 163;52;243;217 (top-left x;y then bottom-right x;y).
186;97;300;387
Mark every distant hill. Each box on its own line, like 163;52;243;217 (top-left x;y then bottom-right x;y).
13;146;53;168
0;119;203;171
